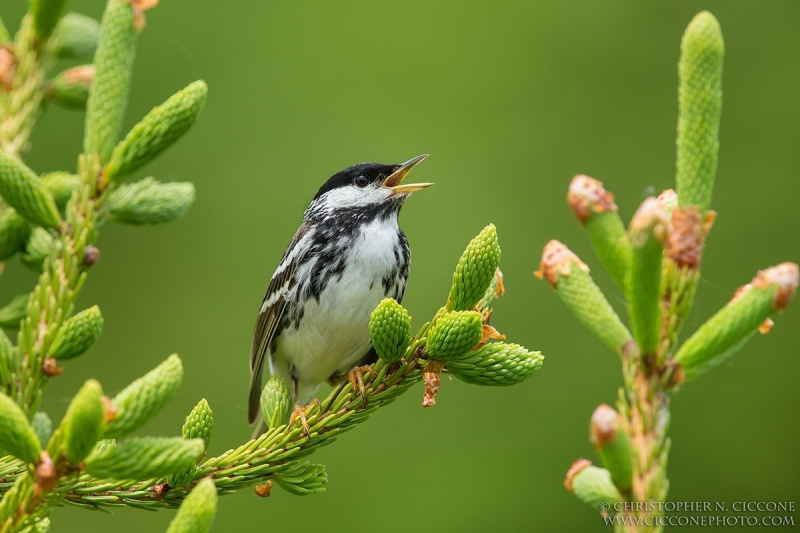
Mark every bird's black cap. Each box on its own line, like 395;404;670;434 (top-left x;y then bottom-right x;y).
313;162;398;201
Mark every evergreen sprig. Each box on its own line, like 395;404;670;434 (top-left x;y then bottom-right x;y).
539;12;798;532
0;2;543;531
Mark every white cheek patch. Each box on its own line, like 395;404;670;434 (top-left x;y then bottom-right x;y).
320;185;391;210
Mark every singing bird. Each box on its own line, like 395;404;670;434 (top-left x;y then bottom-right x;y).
248;155;432;433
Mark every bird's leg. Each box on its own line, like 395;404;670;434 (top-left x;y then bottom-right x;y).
289;376;311;438
348;365;378;406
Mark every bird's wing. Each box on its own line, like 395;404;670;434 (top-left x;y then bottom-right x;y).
248;221;311;424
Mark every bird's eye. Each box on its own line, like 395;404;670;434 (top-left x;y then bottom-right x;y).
353;175;370;188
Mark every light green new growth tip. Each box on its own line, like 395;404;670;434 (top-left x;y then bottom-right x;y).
168;399;214;487
0;209;31;261
276;462;328;496
165;478;218;533
104;354;184;438
182;399;214;451
260;374;292;430
62;379;105;464
369;298;412;363
627;199;665;356
675;264;798;380
538;242;632;355
50;305;104;360
568;176;631;292
449;224;501;311
586;212;630;292
0;152;61;228
676;11;724;212
106;80;208;182
29;0;67;42
425;310;483;361
85;436;205;480
44;65;93;111
52;13;100;59
0;391;41;464
107;178;196;225
590;405;633;493
569;463;623;510
448;342;543;386
41;172;81;209
84;0;138;163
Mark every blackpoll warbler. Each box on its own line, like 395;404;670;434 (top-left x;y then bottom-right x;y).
248;155;432;432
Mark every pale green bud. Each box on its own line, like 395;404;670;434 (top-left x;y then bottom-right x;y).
564;459;622;511
447;342;543;387
590;405;633;493
183;398;213;451
275;462;328;496
0;152;61;228
44;65;93;111
52;13;100;59
84;0;138;163
85;436;204;480
104;354;183;438
168;399;213;487
49;305;103;360
627;198;668;356
62;379;105;464
448;224;501;311
107;178;195;225
106;81;208;181
537;241;632;355
425;310;483;361
369;298;411;363
567;175;631;291
0;391;41;464
676;11;724;212
165;478;218;533
260;375;292;430
676;263;798;380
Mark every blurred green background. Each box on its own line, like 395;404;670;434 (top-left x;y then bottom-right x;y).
2;1;799;531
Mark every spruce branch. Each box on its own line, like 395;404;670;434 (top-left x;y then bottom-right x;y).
0;2;549;530
0;16;47;157
536;240;631;356
542;11;797;532
0;1;207;528
0;225;541;516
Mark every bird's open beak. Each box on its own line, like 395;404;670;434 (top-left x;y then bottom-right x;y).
382;154;434;194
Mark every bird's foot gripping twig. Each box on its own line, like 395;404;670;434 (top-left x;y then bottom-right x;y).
290;400;319;438
347;365;378;406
